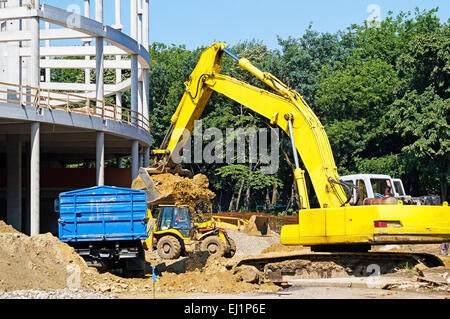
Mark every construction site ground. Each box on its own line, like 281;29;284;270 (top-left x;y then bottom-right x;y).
0;220;449;299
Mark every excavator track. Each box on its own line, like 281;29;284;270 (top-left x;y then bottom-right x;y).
234;251;444;283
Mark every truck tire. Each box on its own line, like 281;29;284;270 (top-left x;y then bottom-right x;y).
157;236;182;259
201;236;225;257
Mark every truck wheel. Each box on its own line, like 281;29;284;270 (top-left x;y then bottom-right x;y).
201;236;225;257
157;236;181;259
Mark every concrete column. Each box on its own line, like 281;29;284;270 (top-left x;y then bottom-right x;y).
95;0;103;23
84;0;91;93
138;79;143;125
29;0;40;88
142;0;150;129
114;0;122;120
143;147;150;167
143;70;149;129
131;140;139;181
139;152;143;169
30;122;40;236
143;0;149;49
6;135;22;231
96;37;104;114
95;0;104;114
131;54;138;125
96;132;105;186
44;22;51;83
130;0;137;40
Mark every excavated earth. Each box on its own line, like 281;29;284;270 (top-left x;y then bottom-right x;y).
132;173;215;209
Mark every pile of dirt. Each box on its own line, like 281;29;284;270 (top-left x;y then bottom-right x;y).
133;173;216;209
0;220;20;234
0;229;88;291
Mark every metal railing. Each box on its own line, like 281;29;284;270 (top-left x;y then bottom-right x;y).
0;81;150;132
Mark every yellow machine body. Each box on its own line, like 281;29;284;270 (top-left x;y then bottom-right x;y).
282;203;450;246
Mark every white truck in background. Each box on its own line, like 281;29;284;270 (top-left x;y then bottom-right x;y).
340;174;441;206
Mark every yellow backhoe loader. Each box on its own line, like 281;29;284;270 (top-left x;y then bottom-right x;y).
145;205;236;259
137;43;450;282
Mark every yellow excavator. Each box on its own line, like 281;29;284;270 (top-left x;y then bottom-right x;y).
139;42;450;282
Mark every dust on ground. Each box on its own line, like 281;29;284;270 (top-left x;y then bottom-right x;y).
132;173;215;209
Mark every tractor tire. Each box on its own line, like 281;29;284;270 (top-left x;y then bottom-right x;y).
201;236;225;257
225;237;236;258
157;236;182;259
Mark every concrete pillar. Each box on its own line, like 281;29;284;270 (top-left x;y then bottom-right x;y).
131;54;138;125
114;0;122;121
143;70;149;129
30;122;40;236
138;79;143;126
131;140;139;181
96;37;104;114
29;0;40;88
44;22;51;83
95;0;103;23
84;0;91;93
95;0;104;114
143;147;150;167
143;0;149;49
142;0;150;129
6;135;22;231
130;0;137;40
96;132;105;186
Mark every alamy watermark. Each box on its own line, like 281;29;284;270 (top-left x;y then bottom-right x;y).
171;120;280;175
66;264;81;289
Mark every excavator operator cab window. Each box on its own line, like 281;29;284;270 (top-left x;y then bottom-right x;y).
371;179;393;198
356;180;367;205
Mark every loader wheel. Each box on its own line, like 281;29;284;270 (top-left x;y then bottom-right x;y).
201;236;225;257
157;236;181;259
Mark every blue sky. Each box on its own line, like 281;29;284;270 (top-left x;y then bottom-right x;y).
42;0;450;50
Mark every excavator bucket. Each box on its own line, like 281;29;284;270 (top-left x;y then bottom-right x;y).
244;215;271;236
132;167;171;204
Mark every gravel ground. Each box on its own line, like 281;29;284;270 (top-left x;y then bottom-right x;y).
226;230;280;257
0;289;117;299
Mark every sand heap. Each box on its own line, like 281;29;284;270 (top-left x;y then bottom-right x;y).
0;221;88;292
132;172;216;209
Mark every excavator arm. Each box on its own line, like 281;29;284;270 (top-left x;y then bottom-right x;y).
153;42;348;209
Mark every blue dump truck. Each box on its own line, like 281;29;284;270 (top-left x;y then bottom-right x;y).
55;186;149;277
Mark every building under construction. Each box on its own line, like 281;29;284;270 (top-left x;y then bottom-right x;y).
0;0;151;235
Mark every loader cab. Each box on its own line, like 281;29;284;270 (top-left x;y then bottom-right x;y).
157;206;194;238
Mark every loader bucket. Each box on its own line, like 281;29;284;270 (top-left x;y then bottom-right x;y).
244;215;271;236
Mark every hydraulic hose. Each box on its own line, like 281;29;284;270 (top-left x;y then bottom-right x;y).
329;177;360;207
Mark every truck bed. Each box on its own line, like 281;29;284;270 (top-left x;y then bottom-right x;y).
58;186;148;242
